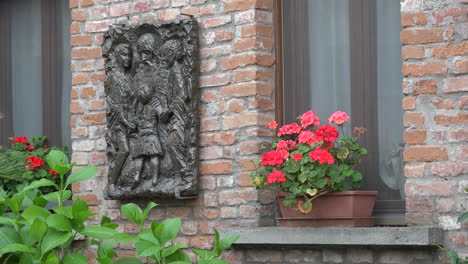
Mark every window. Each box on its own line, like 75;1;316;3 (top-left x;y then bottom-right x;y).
0;0;71;147
279;0;404;221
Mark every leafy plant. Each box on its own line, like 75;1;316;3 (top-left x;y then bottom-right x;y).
0;150;239;264
0;136;68;195
249;110;367;213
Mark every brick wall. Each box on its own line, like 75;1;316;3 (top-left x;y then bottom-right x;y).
69;0;467;262
401;0;468;258
69;0;276;260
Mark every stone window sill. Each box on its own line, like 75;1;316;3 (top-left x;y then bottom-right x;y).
218;227;443;247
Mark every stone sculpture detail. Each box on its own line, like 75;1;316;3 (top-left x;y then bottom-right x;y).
103;20;199;199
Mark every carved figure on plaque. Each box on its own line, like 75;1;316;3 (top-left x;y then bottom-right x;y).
103;20;199;199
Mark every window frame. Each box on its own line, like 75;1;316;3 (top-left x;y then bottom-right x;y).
274;0;405;225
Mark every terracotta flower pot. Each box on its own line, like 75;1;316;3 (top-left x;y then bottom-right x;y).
277;191;378;227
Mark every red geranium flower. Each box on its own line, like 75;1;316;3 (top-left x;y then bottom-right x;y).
310;149;334;164
276;140;297;152
277;123;302;137
267;170;286;184
267;121;278;129
301;110;320;128
315;125;339;142
13;136;29;144
49;169;59;175
298;130;318;145
26;156;45;170
293;153;303;161
261;150;286;166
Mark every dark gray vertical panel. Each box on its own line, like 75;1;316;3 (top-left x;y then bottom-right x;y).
282;0;310;124
41;0;63;146
0;1;13;147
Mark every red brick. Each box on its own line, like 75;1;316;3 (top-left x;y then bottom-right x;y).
181;7;199;17
199;176;216;190
459;146;468;160
71;10;86;21
402;97;416;110
431;162;468;177
435;113;468;126
238;158;257;171
235;37;272;52
133;1;150;12
401;12;427;27
91;73;106;84
219;188;258;205
200;59;217;73
80;87;96;98
239;141;269;155
200;5;216;16
431;98;454;110
110;3;130;17
71;35;93;46
199;132;236;146
235;9;271;25
433;7;468;25
200;45;232;58
90;7;108;20
240;24;273;38
225;100;245;113
250;97;273;110
406;197;433;211
404;164;425;178
81;113;106;125
413;80;437;95
71;88;78;99
70;0;78;8
453;59;468;74
198;221;219;235
190;236;214;250
404;112;425;128
403;147;448;162
402;62;447;77
199;146;223;160
71;182;80;192
89;100;105;111
85;20;115;33
194;208;219;220
400;28;444;45
154;0;170;9
82;0;95;7
71;127;87;138
403;130;426;145
203;193;218;208
200;117;219;132
224;0;273;12
239;205;259;218
220;83;273;98
405;181;456;196
460;96;468;109
166;207;192;219
70;101;84;114
90;153;106;166
401;46;425;60
73;193;101;205
234;69;272;83
431;42;468;59
216;30;232;41
202;15;231;28
199;74;230;88
238;173;254;187
436;198;455;213
71;23;81;35
223;112;271;129
221;53;274;70
72;73;89;85
449;129;468;142
443;77;468;93
199;161;232;175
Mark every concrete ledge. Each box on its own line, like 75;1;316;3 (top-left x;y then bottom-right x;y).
218;227;443;246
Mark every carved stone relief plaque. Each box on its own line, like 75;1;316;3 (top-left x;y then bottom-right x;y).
103;19;199;199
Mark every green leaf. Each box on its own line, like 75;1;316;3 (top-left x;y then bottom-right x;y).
0;227;21;247
153;217;181;244
457;212;468;224
135;239;159;257
113;258;144;264
193;249;217;259
81;226;117;240
162;243;186;257
22;179;57;192
0;243;34;257
98;241;116;258
46;150;70;175
21;205;52;223
165;249;191;263
30;218;48;242
121;203;144;226
113;233;136;243
62;253;88;264
143;202;158;219
46;214;72;232
41;190;71;203
219;233;240;252
65;166;99;187
44;251;60;264
198;260;228;264
5;192;25;214
73;198;94;223
54;205;73;218
40;230;73;256
0;216;19;229
100;216;119;229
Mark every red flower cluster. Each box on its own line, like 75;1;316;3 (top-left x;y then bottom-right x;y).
26;155;45;171
277;123;301;137
261;150;286;166
298;131;317;145
267;170;286;184
310;149;334;164
13;136;34;151
49;169;59;175
293;153;303;161
315;125;339;142
267;121;278;129
301;111;320;128
276;140;297;152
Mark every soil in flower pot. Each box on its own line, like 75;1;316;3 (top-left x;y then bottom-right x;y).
277;191;378;227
